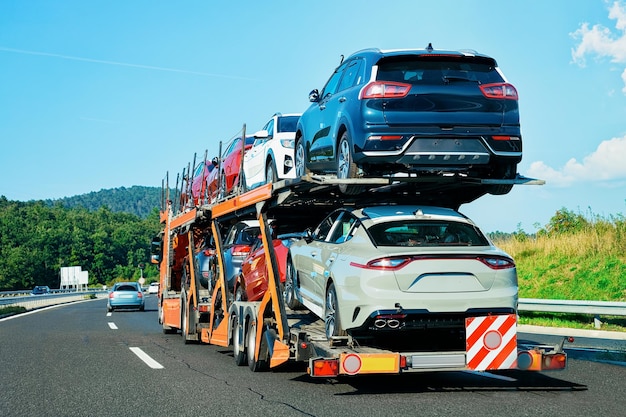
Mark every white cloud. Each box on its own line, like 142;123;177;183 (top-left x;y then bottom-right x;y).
528;135;626;186
571;1;626;93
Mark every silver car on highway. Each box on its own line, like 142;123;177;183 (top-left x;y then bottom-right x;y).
285;205;518;344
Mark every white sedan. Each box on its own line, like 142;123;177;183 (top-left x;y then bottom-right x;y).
285;205;518;347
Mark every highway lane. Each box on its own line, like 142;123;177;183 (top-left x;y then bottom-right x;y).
1;297;625;417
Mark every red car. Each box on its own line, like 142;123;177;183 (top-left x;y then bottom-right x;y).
206;135;255;202
236;233;302;302
190;158;218;205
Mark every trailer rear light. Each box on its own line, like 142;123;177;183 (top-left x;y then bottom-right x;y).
542;353;567;370
479;83;518;100
203;248;216;256
199;305;210;313
477;256;515;270
400;355;408;370
309;358;339;377
360;81;411;99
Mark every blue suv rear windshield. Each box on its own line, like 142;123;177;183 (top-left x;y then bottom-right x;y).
376;56;504;85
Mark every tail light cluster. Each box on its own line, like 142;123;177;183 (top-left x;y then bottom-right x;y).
479;83;518;100
231;244;251;257
351;254;515;271
360;82;411;99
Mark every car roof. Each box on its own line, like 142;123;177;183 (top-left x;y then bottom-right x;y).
353;205;472;224
345;46;497;66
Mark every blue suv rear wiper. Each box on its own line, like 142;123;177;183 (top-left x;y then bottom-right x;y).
443;76;479;84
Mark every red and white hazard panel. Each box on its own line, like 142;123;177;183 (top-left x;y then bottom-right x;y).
465;314;517;371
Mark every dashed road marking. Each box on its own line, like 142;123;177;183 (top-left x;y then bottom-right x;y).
130;347;164;369
108;322;118;330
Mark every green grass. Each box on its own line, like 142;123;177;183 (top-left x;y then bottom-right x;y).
0;306;27;317
493;211;626;332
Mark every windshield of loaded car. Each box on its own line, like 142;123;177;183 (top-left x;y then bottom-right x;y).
368;220;489;247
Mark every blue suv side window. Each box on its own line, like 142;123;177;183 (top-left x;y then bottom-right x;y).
320;64;346;99
337;59;363;92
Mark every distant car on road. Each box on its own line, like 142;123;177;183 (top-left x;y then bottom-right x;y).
147;282;160;294
107;282;145;312
31;286;50;295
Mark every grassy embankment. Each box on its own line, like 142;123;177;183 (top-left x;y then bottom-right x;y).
493;209;626;332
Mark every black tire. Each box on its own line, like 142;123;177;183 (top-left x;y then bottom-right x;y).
181;291;193;344
265;159;278;184
232;314;246;366
488;163;517;195
246;320;268;372
324;282;347;338
337;132;363;195
295;139;308;177
285;256;304;310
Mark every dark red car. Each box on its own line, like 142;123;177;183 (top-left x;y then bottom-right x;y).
188;158;218;206
206;135;255;202
236;233;302;302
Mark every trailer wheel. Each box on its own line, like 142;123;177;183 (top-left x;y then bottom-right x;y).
232;314;246;366
285;257;304;310
325;282;347;338
246;320;268;372
337;132;363;195
488;162;516;195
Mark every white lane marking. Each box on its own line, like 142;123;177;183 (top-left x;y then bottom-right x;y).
129;347;164;369
0;299;94;322
108;322;118;330
107;312;112;317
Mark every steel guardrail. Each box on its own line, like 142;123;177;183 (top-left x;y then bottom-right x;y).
3;292;626;317
518;298;626;316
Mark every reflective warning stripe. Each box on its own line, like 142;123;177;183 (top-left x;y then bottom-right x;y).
466;314;517;371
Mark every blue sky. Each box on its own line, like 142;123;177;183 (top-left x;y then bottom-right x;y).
1;0;625;233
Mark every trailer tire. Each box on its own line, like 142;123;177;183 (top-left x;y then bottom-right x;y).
232;314;246;366
246;320;268;372
488;162;516;195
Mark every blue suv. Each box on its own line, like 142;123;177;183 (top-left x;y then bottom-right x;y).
294;45;522;195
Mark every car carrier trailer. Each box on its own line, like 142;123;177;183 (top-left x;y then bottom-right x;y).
152;174;569;377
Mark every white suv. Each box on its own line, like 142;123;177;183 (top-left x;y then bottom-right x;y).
243;113;301;189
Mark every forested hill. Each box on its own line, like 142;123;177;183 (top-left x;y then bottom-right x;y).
46;186;163;219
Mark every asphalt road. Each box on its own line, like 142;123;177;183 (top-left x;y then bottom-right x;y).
1;297;625;417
